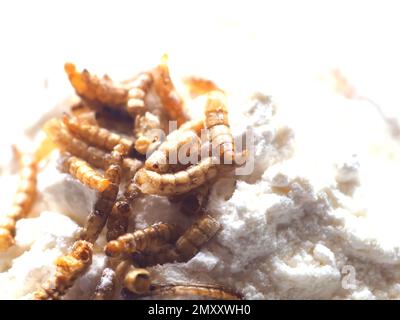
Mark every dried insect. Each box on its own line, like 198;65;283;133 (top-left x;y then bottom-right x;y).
105;222;182;258
104;143;129;184
115;260;151;295
0;148;38;251
44;119;109;169
204;91;235;164
153;54;188;126
134;111;162;155
34;240;93;300
126;72;153;116
134;156;219;196
62;115;134;152
62;155;110;192
92;267;116;300
145;283;242;300
183;76;222;97
106;182;142;241
64;63;128;110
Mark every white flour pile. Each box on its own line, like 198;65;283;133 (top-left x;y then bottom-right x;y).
1;80;400;300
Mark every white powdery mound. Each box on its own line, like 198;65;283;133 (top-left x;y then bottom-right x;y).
0;89;400;299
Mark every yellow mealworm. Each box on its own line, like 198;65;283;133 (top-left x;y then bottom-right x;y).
174;214;220;260
126;72;153;116
153;54;188;126
204;91;235;164
62;156;110;192
104;143;128;185
115;261;151;295
34;240;93;300
134;111;162;155
182;76;222;97
106;182;141;241
64;63;128;110
134;157;219;196
148;284;242;300
0;149;38;251
92;267;116;300
145;128;201;173
105;222;182;258
63;115;134;152
44;119;109;169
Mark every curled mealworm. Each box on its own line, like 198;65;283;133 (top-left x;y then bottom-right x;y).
62;115;134;152
115;260;151;295
62;155;110;192
64;63;128;110
204;91;235;164
0;148;38;251
105;222;182;258
152;54;188;126
34;240;93;300
44;118;109;169
147;283;241;300
134;156;219;196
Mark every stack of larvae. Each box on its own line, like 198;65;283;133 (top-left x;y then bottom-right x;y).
2;56;242;300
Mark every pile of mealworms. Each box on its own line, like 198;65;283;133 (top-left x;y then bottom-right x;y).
0;55;244;300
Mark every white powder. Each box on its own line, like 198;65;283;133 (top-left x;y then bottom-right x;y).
1;82;400;299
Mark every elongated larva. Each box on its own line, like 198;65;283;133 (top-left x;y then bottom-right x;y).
182;76;222;97
106;183;141;241
63;115;134;152
147;284;242;300
104;143;128;184
153;54;188;126
105;222;182;258
134;157;218;196
126;72;153;116
44;119;109;169
0;149;38;251
34;240;93;300
134;112;162;155
62;156;110;192
145;130;200;173
115;261;151;295
204;91;235;164
64;63;128;110
92;268;116;300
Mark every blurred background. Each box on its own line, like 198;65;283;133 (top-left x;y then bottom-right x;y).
0;0;399;138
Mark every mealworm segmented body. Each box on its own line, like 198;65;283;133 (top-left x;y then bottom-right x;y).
104;143;128;185
92;267;116;300
134;112;162;155
0;149;38;251
64;63;128;110
63;115;134;152
115;261;151;295
106;183;141;241
105;222;182;258
62;156;110;192
44;119;109;169
126;72;153;116
153;54;188;126
134;157;219;196
204;91;235;164
34;240;93;300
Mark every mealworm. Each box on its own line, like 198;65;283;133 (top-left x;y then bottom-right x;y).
62;155;110;192
134;111;162;155
34;240;93;300
131;244;180;267
147;283;242;300
62;115;134;152
153;54;188;126
44;119;109;169
64;63;128;110
105;222;182;258
126;72;153;116
182;76;222;97
0;148;37;251
134;156;219;196
104;143;128;185
106;183;141;241
92;267;116;300
204;91;235;164
115;260;151;295
174;214;220;260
